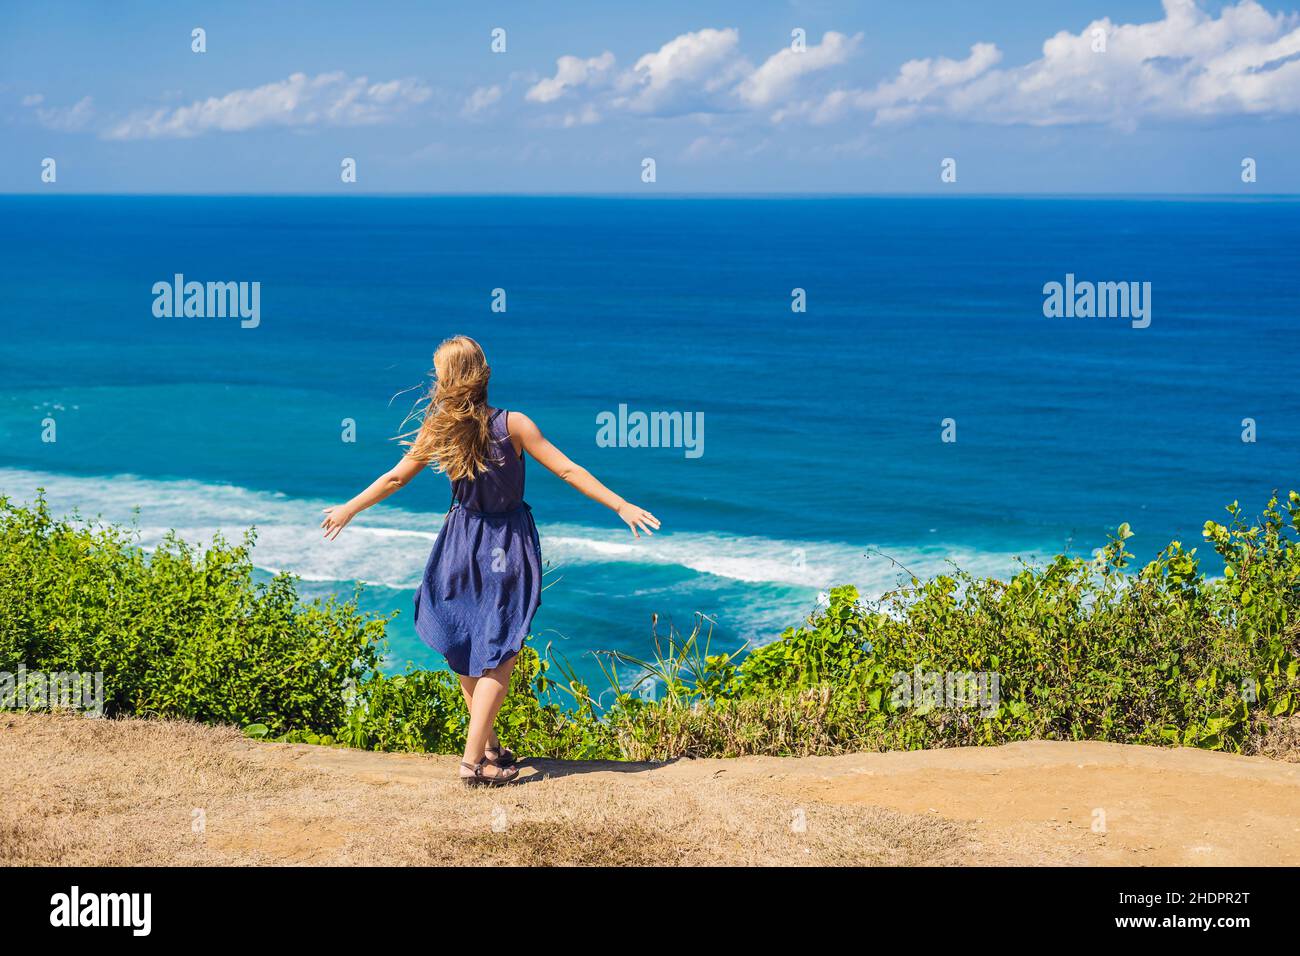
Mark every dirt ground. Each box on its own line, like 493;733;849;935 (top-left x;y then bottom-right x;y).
2;712;1298;866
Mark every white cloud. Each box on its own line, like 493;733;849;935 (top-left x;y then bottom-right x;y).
523;2;1300;132
863;43;1003;119
738;31;862;106
104;71;431;140
529;27;856;121
616;28;747;114
562;103;602;127
21;92;94;130
462;84;502;116
32;95;95;131
785;0;1300;126
526;51;615;103
683;134;737;159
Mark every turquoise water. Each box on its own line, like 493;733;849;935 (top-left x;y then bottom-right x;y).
2;195;1298;687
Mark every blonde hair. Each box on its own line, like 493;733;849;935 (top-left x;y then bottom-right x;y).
400;336;499;481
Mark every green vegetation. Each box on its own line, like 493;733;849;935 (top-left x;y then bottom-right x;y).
2;491;1297;761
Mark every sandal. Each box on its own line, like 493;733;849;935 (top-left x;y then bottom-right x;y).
459;759;519;787
484;743;517;767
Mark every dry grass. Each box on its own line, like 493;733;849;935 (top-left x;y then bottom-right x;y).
12;712;1296;866
0;712;964;866
1251;713;1300;762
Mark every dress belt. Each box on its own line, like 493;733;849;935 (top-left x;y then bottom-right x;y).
449;499;531;518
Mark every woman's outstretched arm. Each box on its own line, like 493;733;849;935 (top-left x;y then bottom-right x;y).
508;411;661;538
321;454;428;540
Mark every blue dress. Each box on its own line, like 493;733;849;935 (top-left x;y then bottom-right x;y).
413;408;542;677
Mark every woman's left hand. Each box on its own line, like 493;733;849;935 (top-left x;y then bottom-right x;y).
321;505;355;540
617;503;661;538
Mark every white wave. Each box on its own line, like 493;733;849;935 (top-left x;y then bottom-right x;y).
542;525;1041;596
0;466;1044;597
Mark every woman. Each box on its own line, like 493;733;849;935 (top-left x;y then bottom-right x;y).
321;336;660;786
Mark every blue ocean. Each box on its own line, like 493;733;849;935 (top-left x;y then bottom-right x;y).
2;196;1298;689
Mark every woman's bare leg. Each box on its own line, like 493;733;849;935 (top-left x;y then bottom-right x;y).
456;674;499;752
461;655;518;777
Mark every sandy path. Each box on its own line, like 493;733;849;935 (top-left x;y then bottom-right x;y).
743;740;1300;865
3;713;1297;865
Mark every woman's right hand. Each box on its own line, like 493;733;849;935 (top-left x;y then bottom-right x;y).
321;505;355;541
617;503;661;538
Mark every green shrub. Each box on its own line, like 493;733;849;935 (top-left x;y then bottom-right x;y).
311;647;619;759
608;496;1299;757
3;488;1297;762
0;493;385;737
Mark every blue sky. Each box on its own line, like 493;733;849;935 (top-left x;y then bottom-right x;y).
3;0;1300;193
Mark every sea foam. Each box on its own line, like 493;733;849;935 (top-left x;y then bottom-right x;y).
0;467;1041;599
